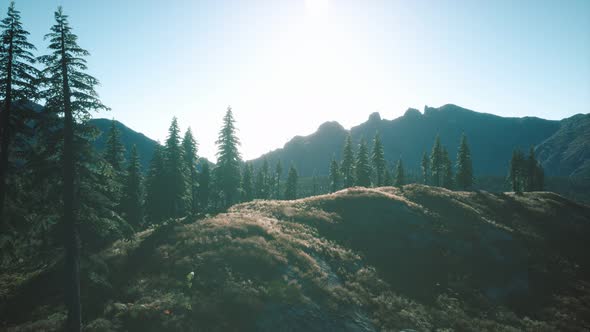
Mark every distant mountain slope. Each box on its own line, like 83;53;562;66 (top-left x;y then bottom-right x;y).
536;113;590;179
3;185;590;331
90;118;158;170
251;104;562;177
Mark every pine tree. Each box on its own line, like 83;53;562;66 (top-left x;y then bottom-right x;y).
455;133;473;190
421;152;430;185
275;159;282;199
38;7;109;330
329;155;340;193
383;166;393;186
241;163;254;202
164;117;187;218
0;1;38;218
430;135;443;186
340;134;355;188
121;145;143;229
284;163;298;200
371;132;386;187
526;147;544;191
198;159;210;211
182;127;198;215
261;157;270;198
442;147;454;189
355;138;371;187
145;144;167;223
509;149;526;193
104;119;125;173
255;167;264;199
215;106;241;207
394;159;405;187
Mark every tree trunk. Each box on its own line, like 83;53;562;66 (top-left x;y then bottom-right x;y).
61;27;82;332
0;32;13;223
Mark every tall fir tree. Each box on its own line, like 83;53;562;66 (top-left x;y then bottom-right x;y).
104;119;125;173
241;162;254;202
421;152;430;185
430;135;443;187
526;147;544;191
274;159;282;199
164;117;187;218
145;144;167;223
214;106;241;207
442;147;454;189
182;127;198;215
355;138;371;187
197;159;210;211
371;132;386;187
0;1;38;218
455;133;473;190
284;163;298;200
340;134;355;188
329;154;340;193
121;145;143;229
38;7;109;330
394;159;405;187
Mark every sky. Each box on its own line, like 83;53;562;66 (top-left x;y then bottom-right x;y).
9;0;590;161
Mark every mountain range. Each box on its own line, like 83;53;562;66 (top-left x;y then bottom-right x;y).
91;103;589;184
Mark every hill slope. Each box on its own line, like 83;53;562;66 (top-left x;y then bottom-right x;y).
536;113;590;179
2;186;589;331
90;118;158;170
252;104;563;177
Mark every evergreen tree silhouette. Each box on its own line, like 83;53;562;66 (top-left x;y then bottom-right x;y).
38;7;109;330
214;106;241;207
455;133;473;190
355;138;371;187
0;1;38;218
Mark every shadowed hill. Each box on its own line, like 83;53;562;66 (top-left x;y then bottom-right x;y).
90;118;158;170
2;186;590;331
251;104;562;177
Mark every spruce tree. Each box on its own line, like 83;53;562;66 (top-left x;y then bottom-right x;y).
383;166;393;186
509;149;526;193
430;135;443;186
275;159;282;199
355;138;371;187
255;167;264;199
394;159;405;187
214;106;241;207
104;119;125;173
241;163;254;202
38;7;109;330
284;163;298;200
455;134;473;190
442;147;454;189
261;157;270;198
182;127;198;215
421;152;430;185
198;159;210;211
145;144;167;223
340;134;355;188
526;147;544;191
329;155;340;193
121;145;143;229
0;1;38;218
371;132;385;187
164;117;187;218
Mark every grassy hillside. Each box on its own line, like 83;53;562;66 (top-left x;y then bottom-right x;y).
2;186;590;331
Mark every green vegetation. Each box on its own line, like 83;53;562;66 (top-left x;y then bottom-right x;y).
2;186;589;331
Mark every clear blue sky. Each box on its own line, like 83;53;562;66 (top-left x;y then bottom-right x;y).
10;0;590;161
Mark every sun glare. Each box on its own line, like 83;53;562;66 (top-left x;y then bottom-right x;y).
305;0;330;16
